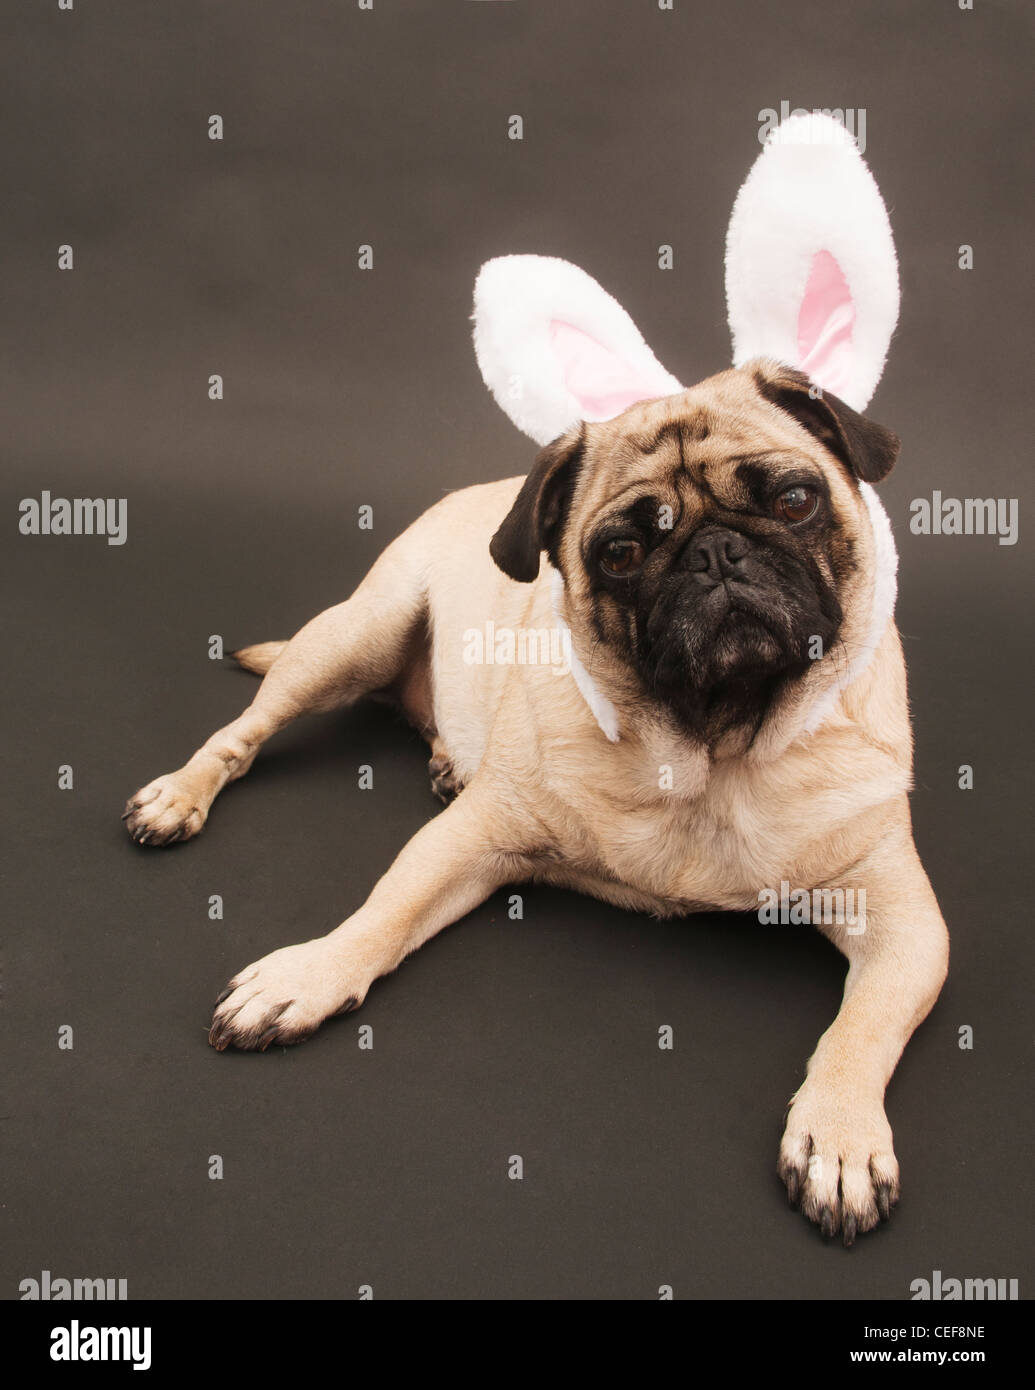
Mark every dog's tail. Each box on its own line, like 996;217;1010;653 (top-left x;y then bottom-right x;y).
230;640;287;676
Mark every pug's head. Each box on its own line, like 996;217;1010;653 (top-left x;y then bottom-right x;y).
473;120;907;750
489;360;899;747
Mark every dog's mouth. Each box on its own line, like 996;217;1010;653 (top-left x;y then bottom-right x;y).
635;570;839;740
708;604;786;675
645;582;804;672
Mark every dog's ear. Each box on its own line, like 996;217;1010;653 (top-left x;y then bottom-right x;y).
490;427;585;582
754;363;899;484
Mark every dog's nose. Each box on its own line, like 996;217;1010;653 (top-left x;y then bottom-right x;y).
687;528;750;585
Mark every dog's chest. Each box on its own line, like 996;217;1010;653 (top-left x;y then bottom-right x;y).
570;743;859;913
588;792;782;911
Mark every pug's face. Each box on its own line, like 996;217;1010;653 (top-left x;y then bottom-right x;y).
490;360;899;745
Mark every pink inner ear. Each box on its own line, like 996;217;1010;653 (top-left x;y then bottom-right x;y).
797;250;855;399
550;320;670;420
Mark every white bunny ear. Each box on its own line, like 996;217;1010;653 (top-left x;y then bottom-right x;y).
725;114;899;411
473;255;683;446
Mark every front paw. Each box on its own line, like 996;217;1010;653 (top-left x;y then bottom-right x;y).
208;940;364;1052
778;1081;899;1246
123;774;207;846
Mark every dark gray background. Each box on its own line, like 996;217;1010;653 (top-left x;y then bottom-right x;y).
3;0;1031;1299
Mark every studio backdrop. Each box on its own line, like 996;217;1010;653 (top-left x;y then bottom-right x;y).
3;0;1031;1301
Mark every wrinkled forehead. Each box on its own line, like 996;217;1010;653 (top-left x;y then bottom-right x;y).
572;371;848;522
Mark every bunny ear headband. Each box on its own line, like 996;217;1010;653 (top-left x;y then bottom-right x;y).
472;113;900;742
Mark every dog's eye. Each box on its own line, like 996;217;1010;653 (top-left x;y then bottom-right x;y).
600;538;646;577
773;485;819;524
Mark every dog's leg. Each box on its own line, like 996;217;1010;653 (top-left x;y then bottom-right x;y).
778;813;949;1245
124;539;425;845
208;783;527;1050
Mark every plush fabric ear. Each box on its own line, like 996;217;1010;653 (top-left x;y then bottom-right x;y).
725;113;899;413
754;364;900;483
473;255;683;445
489;427;585;582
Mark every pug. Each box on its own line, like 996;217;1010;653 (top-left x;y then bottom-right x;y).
123;120;949;1243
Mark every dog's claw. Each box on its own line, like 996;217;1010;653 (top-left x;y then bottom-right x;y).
875;1182;893;1222
842;1211;857;1248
